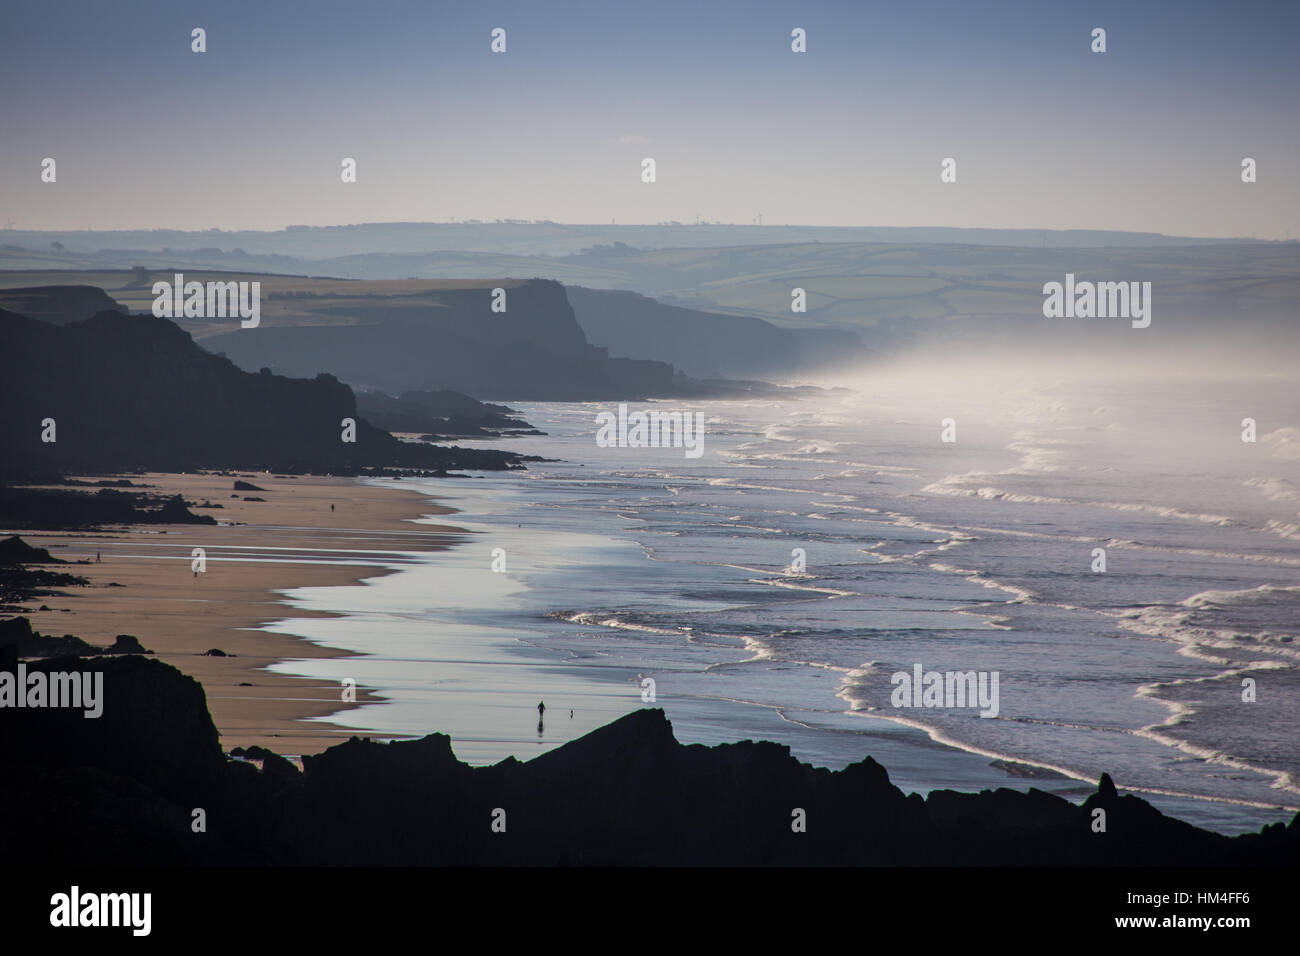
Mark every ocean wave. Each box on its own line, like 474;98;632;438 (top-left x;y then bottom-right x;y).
1114;586;1300;663
1263;519;1300;541
922;477;1238;526
1135;669;1300;796
927;562;1037;604
1244;476;1300;501
1262;427;1300;460
747;577;858;598
550;610;684;636
838;675;1300;810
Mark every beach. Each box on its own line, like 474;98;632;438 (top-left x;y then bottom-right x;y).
247;384;1298;838
10;375;1298;837
15;472;462;755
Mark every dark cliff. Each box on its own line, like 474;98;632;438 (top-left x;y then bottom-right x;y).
0;307;528;478
567;285;872;380
202;278;712;401
1;652;1294;867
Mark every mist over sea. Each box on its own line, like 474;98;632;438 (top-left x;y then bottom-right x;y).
265;357;1300;836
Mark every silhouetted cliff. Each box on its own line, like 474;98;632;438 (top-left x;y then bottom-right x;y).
0;307;528;478
202;279;774;400
355;389;540;438
567;286;872;380
1;651;1293;867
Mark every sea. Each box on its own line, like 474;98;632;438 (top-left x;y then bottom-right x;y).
261;359;1300;836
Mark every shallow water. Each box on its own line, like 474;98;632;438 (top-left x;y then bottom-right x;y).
264;367;1300;836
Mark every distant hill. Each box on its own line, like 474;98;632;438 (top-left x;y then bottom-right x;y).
0;221;1268;261
5;239;1293;357
0;304;528;479
0;285;125;325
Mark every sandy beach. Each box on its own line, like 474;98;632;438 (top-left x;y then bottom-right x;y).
12;472;462;755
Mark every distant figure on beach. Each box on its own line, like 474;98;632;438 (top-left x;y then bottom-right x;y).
537;701;546;718
331;503;334;512
96;551;101;563
570;710;573;719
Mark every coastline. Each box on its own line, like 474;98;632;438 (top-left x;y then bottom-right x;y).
13;471;463;755
12;459;1293;837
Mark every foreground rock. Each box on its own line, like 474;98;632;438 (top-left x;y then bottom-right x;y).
1;655;1295;866
0;537;89;609
0;617;152;658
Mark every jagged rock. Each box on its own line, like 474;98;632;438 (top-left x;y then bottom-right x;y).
1098;771;1118;800
0;616;96;657
1;654;1296;867
0;486;215;530
239;745;299;781
107;634;151;655
0;535;63;565
154;494;217;525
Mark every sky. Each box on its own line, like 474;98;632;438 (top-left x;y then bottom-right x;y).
2;0;1297;238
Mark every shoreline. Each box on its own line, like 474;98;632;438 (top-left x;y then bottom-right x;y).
8;467;1293;836
11;471;463;755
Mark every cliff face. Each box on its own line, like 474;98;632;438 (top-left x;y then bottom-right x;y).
0;306;526;477
202;279;693;401
567;285;873;380
2;652;1295;867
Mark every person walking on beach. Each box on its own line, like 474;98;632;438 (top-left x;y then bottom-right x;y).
331;503;334;512
537;701;546;718
96;551;101;563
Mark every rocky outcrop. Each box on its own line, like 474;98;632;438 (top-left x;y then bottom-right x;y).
0;487;217;529
1;654;1295;867
0;538;89;608
0;535;63;564
0;617;150;658
355;389;539;438
0;616;97;657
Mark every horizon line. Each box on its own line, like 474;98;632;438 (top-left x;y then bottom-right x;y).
1;220;1292;246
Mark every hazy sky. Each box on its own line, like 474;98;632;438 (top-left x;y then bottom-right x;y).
3;0;1297;238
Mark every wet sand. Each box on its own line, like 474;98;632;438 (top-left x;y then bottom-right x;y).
12;472;462;755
